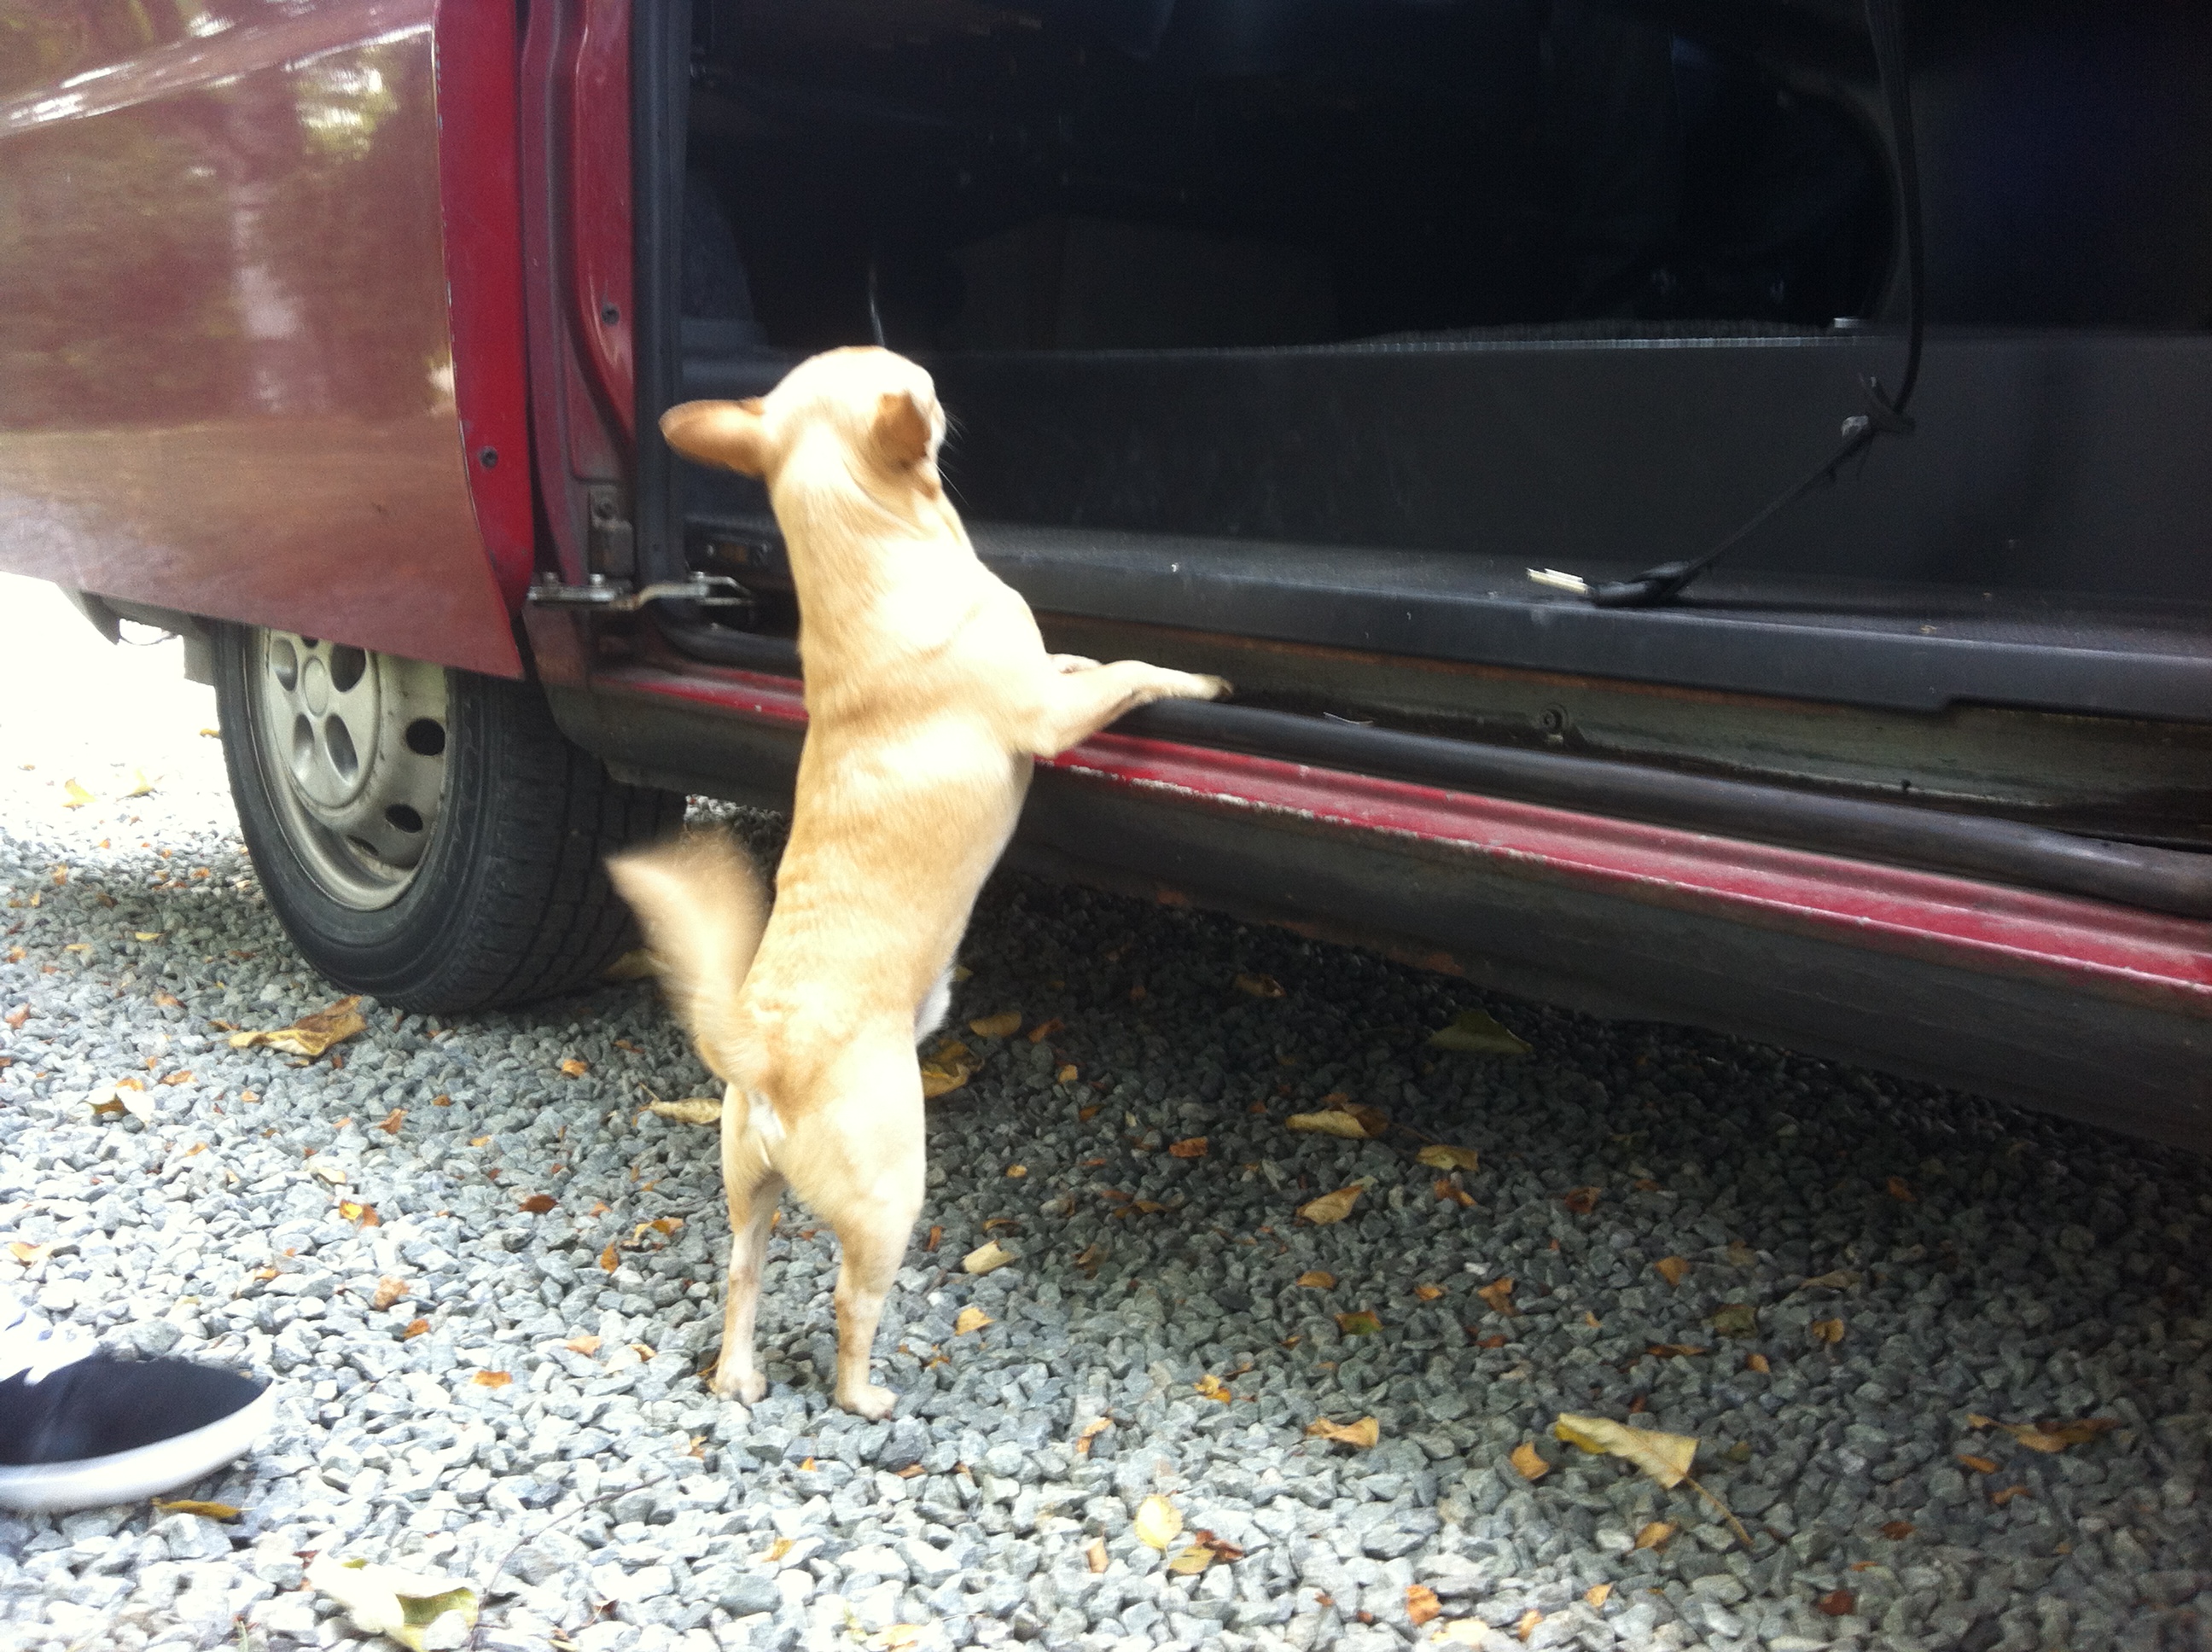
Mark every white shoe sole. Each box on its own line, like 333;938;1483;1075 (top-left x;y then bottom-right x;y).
0;1382;277;1514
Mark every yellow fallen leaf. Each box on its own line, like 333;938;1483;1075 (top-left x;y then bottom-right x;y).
1553;1414;1697;1488
372;1277;408;1311
1296;1270;1336;1288
1166;1545;1214;1575
962;1239;1016;1275
61;780;94;809
920;1042;977;1099
6;1242;54;1266
134;931;162;943
122;769;154;798
1476;1277;1516;1315
1057;1064;1079;1084
1305;1416;1380;1449
1194;1374;1231;1402
1232;973;1284;998
150;1498;242;1521
1133;1495;1183;1549
1336;1310;1382;1336
1510;1441;1550;1480
1297;1184;1365;1224
1415;1143;1481;1172
471;1370;511;1388
1427;1009;1530;1056
1653;1256;1690;1286
401;1318;430;1340
954;1306;992;1335
565;1335;602;1356
1287;1106;1388;1139
1584;1584;1611;1610
1634;1520;1677;1550
1810;1317;1846;1344
602;948;659;981
1407;1584;1442;1626
1074;1416;1112;1455
1516;1609;1542;1642
1414;1283;1445;1301
648;1096;722;1125
228;996;365;1059
306;1554;479;1652
557;1058;588;1078
338;1201;379;1227
969;1011;1021;1039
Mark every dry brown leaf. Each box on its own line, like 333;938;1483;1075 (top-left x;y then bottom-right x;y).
372;1277;408;1311
227;996;365;1059
1169;1137;1209;1159
1515;1609;1542;1642
1194;1374;1231;1403
1554;1415;1697;1489
471;1370;512;1388
565;1335;602;1356
954;1306;993;1335
401;1318;430;1340
969;1011;1022;1039
1743;1352;1771;1373
1335;1310;1382;1336
1886;1176;1915;1201
518;1194;556;1214
1810;1318;1846;1344
307;1554;477;1651
1560;1186;1601;1215
1415;1143;1481;1172
648;1096;722;1125
1800;1268;1859;1292
1414;1283;1445;1301
1633;1521;1676;1550
1074;1416;1112;1455
1057;1064;1079;1084
1296;1270;1336;1289
1286;1108;1374;1140
1653;1256;1690;1286
597;1243;620;1272
159;1069;192;1087
1133;1495;1183;1550
1085;1537;1109;1573
1990;1484;2033;1507
1406;1585;1442;1626
338;1201;379;1227
556;1057;588;1079
1509;1441;1550;1480
150;1498;241;1521
6;1242;53;1266
1584;1583;1611;1610
963;1239;1016;1275
1957;1452;1999;1475
1879;1520;1914;1539
1025;1017;1062;1044
1815;1589;1855;1616
1709;1303;1759;1337
1004;1164;1027;1178
1297;1184;1365;1224
1996;1417;2118;1454
1428;1008;1530;1055
1476;1277;1517;1315
1231;973;1284;998
1306;1416;1380;1449
920;1044;977;1099
3;1007;27;1031
375;1108;405;1135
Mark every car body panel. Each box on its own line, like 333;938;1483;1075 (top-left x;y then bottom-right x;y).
0;0;524;678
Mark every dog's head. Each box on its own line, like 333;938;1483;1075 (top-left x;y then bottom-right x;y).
659;347;945;497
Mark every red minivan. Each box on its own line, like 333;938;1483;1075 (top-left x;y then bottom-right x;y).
3;1;2206;1144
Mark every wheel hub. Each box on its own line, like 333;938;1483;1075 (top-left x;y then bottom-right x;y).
252;631;450;910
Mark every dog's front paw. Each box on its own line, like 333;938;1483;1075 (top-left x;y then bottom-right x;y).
1179;672;1231;701
1051;653;1103;674
837;1381;899;1421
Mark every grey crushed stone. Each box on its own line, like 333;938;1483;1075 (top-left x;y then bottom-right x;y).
0;610;2208;1652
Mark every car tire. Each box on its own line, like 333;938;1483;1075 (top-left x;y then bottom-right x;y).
212;622;684;1012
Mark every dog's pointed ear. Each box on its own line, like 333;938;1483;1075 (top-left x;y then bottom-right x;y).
871;389;934;468
661;398;769;476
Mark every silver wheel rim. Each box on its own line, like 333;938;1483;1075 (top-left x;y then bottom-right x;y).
250;630;451;912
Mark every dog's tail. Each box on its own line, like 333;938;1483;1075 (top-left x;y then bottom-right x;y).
605;830;770;1085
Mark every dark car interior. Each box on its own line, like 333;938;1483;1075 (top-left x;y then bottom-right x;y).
631;0;2212;905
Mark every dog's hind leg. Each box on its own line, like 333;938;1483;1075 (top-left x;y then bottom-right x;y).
776;1044;926;1419
713;1090;786;1405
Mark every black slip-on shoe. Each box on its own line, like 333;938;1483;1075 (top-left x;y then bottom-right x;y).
0;1351;276;1514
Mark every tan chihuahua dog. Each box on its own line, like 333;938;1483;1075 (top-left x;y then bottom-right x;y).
608;347;1226;1417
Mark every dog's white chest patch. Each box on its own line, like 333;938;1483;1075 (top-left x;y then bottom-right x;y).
745;1087;786;1146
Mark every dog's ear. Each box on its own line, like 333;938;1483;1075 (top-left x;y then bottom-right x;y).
871;389;934;468
661;398;769;476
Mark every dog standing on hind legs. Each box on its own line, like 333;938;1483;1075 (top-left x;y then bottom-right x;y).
607;347;1227;1418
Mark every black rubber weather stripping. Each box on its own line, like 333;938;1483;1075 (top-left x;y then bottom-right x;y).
655;620;2212;920
631;0;693;588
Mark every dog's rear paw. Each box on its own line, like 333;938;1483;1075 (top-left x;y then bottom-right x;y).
838;1382;899;1421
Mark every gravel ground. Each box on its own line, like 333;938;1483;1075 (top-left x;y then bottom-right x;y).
1;575;2209;1652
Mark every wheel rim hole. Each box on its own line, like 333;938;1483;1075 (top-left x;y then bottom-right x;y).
405;718;446;758
384;804;424;835
324;716;359;781
329;645;368;694
288;713;315;777
271;640;299;693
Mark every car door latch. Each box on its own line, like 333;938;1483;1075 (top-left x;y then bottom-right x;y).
525;573;750;614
